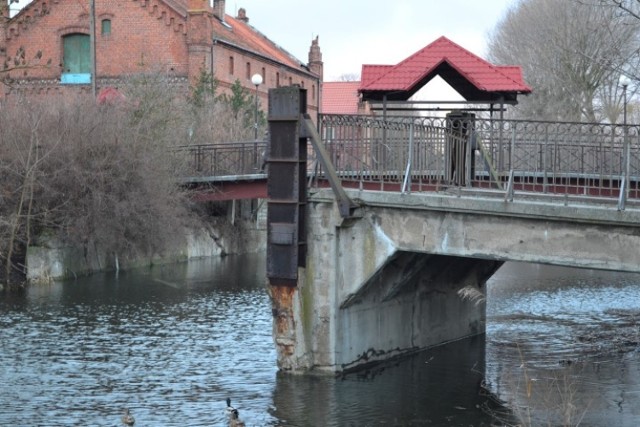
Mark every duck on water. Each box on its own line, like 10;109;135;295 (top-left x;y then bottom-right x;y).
121;408;135;426
226;398;245;427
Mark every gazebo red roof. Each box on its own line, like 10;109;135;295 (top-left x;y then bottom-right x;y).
359;36;531;103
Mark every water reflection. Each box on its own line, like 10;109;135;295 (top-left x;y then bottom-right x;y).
1;257;639;426
1;255;277;426
271;336;494;426
486;262;640;427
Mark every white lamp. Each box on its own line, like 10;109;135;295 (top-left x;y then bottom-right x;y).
619;74;631;88
251;73;263;140
251;73;263;86
620;74;630;127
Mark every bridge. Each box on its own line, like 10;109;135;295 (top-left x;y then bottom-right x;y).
176;87;640;374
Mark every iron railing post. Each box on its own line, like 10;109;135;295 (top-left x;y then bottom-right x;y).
619;123;630;210
402;122;414;194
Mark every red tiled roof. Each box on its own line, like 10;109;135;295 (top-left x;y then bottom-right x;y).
361;65;393;88
212;15;312;76
360;36;531;101
496;65;528;88
322;81;362;114
157;0;314;76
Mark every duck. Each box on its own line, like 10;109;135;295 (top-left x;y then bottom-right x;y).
225;397;236;417
121;408;135;426
229;408;246;427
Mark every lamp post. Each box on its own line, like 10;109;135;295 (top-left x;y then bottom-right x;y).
251;73;263;171
619;74;631;210
620;74;630;126
251;73;263;140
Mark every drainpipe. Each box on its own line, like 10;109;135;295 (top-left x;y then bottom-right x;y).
211;41;215;83
90;0;96;98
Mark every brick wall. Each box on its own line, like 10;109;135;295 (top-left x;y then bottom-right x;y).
213;44;320;116
1;0;189;82
1;0;322;118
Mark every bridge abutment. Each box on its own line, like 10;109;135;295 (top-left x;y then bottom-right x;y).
271;197;500;373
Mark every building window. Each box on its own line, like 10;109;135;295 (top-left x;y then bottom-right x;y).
61;33;91;84
229;56;234;75
276;72;280;87
261;67;266;82
301;80;305;88
289;76;292;86
312;84;316;100
101;19;111;35
246;62;251;80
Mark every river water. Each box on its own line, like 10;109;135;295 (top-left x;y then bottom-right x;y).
1;254;639;426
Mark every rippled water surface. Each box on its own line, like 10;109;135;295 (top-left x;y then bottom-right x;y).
1;256;640;426
486;263;640;426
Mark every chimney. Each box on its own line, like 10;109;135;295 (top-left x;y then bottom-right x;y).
187;0;212;13
213;0;225;21
308;36;323;80
1;0;8;19
236;8;249;23
0;1;8;64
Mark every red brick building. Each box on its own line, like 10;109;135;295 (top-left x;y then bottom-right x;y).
0;0;323;115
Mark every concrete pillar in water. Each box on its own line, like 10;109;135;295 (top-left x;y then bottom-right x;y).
266;87;500;373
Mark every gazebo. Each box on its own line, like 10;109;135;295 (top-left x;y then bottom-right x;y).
359;36;531;117
357;36;532;186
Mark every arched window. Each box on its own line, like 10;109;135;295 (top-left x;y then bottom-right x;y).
101;19;111;35
61;33;91;84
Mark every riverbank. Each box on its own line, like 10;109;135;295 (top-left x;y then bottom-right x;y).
24;213;267;284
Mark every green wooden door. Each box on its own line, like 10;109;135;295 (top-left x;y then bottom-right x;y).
63;34;90;73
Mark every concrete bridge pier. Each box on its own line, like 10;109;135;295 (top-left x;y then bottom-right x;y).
271;197;502;374
265;86;501;374
262;85;640;374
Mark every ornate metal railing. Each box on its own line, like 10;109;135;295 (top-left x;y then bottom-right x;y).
173;141;267;177
174;116;640;209
318;114;640;207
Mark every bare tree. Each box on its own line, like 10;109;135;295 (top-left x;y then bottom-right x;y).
337;73;361;82
487;0;640;122
0;68;270;289
0;74;196;288
189;75;266;144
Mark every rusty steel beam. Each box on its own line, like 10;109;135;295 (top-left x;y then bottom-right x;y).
266;87;308;286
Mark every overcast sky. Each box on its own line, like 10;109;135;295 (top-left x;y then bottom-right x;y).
232;0;517;81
